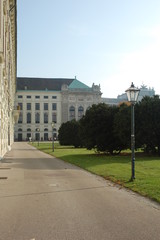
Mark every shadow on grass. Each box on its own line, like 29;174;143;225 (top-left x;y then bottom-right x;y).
58;152;160;166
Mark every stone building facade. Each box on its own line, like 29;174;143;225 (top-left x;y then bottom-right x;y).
0;0;17;159
14;77;101;141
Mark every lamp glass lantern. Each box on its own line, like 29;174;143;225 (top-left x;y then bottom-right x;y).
125;82;140;104
51;122;54;129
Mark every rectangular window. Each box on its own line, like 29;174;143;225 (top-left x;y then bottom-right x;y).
18;95;23;98
35;96;40;99
18;112;23;124
44;96;48;99
18;103;23;110
52;96;57;99
44;112;48;123
27;96;31;99
27;103;31;110
44;103;48;110
52;103;57;110
52;112;57;123
35;103;40;110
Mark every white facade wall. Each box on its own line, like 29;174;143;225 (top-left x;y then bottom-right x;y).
0;0;17;159
15;91;61;141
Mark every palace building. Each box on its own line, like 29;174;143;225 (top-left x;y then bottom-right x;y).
14;77;102;141
0;0;17;158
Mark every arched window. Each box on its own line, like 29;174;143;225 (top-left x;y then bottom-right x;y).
78;106;84;119
69;106;75;120
18;128;22;132
27;128;31;132
27;113;31;123
35;112;40;123
44;128;48;132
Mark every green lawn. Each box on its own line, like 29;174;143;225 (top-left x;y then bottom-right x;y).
31;142;160;203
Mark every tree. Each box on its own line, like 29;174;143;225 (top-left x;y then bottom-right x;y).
80;103;119;154
114;103;131;151
136;95;160;155
58;120;82;147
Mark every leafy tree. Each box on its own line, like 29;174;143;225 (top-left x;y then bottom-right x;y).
136;95;160;155
114;103;131;151
58;120;82;147
58;96;160;155
80;103;119;154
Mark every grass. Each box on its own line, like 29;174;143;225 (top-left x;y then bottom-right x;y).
31;142;160;203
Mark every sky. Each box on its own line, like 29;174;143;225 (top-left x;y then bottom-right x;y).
17;0;160;98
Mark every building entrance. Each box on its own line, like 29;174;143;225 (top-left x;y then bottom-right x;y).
44;133;48;141
18;133;22;141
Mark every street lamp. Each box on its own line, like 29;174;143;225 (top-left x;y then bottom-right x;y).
125;82;140;181
37;128;40;146
51;122;54;152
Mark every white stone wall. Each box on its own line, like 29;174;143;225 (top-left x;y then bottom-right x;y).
0;0;16;158
14;91;61;141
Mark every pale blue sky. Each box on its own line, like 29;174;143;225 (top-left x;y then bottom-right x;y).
17;0;160;97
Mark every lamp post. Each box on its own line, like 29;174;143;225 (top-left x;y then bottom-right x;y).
37;128;40;146
125;82;140;181
51;122;54;152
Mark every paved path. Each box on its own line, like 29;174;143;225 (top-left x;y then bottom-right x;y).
0;142;160;240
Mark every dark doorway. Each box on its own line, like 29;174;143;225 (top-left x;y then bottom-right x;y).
27;133;31;141
35;133;40;141
18;133;22;141
44;133;48;141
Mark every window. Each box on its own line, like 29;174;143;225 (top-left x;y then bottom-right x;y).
35;103;40;110
69;106;75;120
18;112;23;123
52;112;57;123
44;112;48;123
18;103;23;110
27;113;31;123
27;96;31;99
44;103;48;110
27;103;31;110
52;96;57;99
44;96;48;99
35;96;40;99
27;128;31;132
44;128;48;131
18;128;22;131
18;95;23;98
78;106;84;119
52;103;57;110
35;113;40;124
